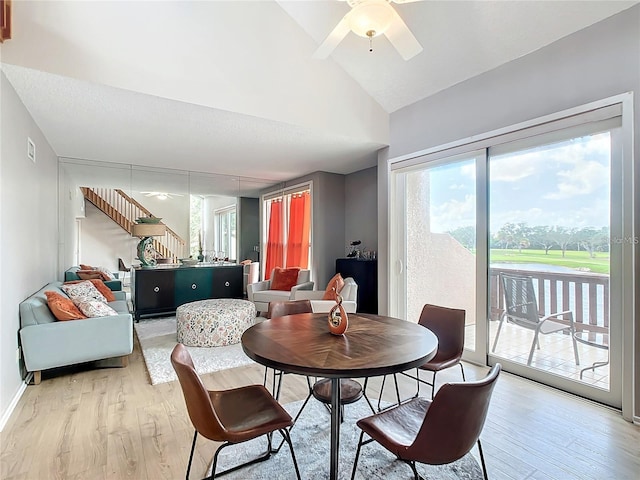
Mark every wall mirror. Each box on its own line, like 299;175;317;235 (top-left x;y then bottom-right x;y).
58;158;278;272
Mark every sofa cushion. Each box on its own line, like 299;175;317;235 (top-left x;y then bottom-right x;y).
44;291;87;321
61;281;107;304
253;290;292;303
270;267;300;291
64;279;116;302
76;300;118;318
322;273;345;300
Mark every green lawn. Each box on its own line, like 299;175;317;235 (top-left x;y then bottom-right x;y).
490;249;610;274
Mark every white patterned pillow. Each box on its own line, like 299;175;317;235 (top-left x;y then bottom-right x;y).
76;300;118;318
95;266;116;280
61;280;107;304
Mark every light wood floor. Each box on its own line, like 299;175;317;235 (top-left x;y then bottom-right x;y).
1;335;638;480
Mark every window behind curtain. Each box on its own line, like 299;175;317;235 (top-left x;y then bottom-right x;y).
264;188;311;279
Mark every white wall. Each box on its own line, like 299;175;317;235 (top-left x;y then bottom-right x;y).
0;71;59;429
385;7;639;418
78;202;139;272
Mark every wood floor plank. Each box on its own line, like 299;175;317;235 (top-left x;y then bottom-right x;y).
1;334;639;480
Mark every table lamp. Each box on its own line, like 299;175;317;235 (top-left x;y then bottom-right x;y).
131;223;167;267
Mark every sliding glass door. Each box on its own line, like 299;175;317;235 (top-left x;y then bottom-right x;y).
389;98;631;409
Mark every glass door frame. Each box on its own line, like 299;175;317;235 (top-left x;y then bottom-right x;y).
387;93;634;419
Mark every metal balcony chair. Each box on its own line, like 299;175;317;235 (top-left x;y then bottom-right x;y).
352;364;502;480
170;343;301;479
377;303;467;409
492;272;580;367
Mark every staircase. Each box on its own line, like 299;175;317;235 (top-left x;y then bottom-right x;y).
81;187;187;261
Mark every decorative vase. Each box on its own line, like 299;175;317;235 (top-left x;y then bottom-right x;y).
328;291;348;335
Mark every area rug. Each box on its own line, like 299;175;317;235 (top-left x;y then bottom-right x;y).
134;316;255;385
212;399;484;480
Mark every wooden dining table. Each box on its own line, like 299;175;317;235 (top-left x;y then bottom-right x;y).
241;312;438;480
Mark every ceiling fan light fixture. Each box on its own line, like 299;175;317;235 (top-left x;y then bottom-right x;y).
348;0;394;38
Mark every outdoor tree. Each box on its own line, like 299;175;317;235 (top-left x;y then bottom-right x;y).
549;226;575;257
447;225;476;251
529;225;555;254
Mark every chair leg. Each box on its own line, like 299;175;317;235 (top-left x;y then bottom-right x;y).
477;438;489;480
491;313;506;352
280;428;302;480
570;318;580;366
429;371;437;399
460;362;466;381
185;430;197;480
350;431;366;480
527;328;541;366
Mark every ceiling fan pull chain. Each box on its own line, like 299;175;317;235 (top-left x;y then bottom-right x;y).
367;29;375;53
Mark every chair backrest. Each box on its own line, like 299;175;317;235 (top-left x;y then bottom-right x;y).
339;277;358;303
407;364;501;463
500;273;541;328
118;258;130;272
268;299;313;319
418;304;465;364
170;343;227;441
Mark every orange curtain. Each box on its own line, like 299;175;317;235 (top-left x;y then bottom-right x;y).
286;192;310;269
264;199;283;279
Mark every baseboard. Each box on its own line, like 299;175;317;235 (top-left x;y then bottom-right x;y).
633;415;640;425
0;376;29;432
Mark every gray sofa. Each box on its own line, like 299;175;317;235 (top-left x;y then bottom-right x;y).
19;281;133;384
64;266;122;291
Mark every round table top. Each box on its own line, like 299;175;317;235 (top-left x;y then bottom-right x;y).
241;313;438;378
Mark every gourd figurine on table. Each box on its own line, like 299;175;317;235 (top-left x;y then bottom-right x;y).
328;287;348;335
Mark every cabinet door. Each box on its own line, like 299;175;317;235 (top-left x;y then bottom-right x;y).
134;270;175;313
174;268;213;306
211;266;243;299
336;259;378;314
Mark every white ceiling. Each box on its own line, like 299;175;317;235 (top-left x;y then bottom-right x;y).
1;0;636;191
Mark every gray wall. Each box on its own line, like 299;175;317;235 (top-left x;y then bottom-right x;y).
385;6;639;419
238;196;259;262
0;72;59;428
345;166;378;256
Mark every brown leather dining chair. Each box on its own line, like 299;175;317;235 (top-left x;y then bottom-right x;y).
170;343;301;479
378;303;466;409
352;364;501;480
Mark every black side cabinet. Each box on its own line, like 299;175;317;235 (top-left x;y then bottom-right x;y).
335;258;378;314
132;265;243;320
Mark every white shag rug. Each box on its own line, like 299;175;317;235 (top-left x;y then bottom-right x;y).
211;398;484;480
134;316;255;385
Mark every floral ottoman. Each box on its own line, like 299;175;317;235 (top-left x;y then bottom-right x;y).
176;299;256;347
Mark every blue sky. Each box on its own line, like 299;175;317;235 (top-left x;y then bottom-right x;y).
427;132;611;233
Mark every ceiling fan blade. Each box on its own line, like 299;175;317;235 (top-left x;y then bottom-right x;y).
391;0;424;4
313;16;351;59
385;8;423;60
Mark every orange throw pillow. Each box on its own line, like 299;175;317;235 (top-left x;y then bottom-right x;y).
322;273;345;300
64;279;116;302
79;264;94;270
77;270;103;280
45;291;87;321
270;267;301;291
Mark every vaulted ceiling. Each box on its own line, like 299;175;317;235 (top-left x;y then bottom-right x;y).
1;1;636;188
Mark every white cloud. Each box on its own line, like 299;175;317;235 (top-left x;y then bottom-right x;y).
544;160;609;199
490;154;537;181
431;194;476;232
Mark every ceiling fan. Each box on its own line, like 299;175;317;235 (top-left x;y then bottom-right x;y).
141;192;184;200
314;0;423;60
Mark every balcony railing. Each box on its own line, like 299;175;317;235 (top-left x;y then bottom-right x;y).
489;267;609;338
